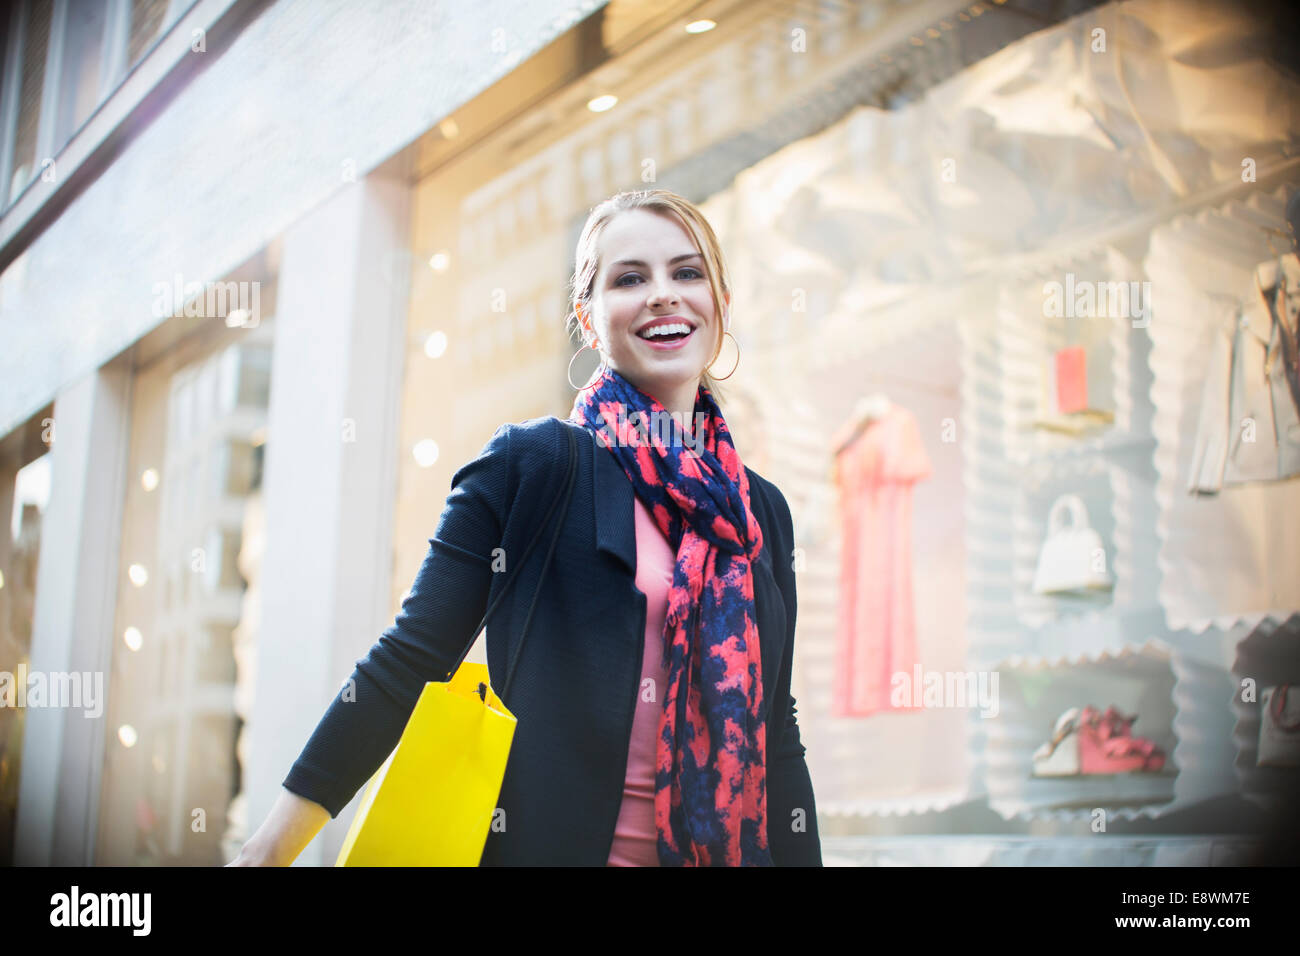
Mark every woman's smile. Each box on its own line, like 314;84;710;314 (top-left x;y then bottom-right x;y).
636;316;697;350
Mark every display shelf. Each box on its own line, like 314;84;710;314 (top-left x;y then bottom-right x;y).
1012;428;1154;469
817;788;970;819
982;639;1235;822
1021;771;1178;811
1029;408;1115;437
984;643;1178;821
820;835;1263;867
995;249;1134;463
1012;459;1117;628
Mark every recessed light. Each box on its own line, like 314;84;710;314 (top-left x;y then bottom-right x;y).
413;439;440;467
425;331;448;358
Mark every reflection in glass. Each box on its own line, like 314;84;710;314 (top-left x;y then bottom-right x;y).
98;326;273;864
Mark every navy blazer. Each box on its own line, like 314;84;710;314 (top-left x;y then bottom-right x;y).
283;415;822;866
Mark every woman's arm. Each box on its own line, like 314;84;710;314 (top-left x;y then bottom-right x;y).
233;423;513;863
226;788;332;866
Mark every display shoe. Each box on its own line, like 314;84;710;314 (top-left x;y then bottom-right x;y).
1032;705;1168;776
1032;707;1082;776
1077;705;1167;773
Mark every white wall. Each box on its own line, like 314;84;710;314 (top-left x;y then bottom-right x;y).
0;0;608;438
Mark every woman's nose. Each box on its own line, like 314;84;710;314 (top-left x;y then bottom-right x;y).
648;279;680;306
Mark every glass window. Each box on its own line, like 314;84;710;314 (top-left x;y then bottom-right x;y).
236;345;271;410
201;526;242;593
194;624;235;684
52;0;108;151
195;357;216;432
216;344;238;415
97;286;274;864
9;0;53;204
0;450;50;865
395;0;1300;848
184;714;237;860
212;438;255;499
127;0;171;70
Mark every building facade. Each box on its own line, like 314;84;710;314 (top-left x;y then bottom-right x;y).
1;0;1297;866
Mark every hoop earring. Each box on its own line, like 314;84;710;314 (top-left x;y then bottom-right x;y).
567;342;605;391
708;330;741;380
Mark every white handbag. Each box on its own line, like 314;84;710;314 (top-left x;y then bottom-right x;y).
1032;494;1113;594
1258;685;1300;768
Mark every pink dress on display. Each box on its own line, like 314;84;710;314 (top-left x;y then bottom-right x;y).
830;403;932;716
605;495;675;866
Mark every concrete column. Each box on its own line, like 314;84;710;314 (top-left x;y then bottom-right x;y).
15;360;131;865
247;168;410;866
0;461;15;572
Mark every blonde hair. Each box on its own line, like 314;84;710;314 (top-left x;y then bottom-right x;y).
565;189;732;405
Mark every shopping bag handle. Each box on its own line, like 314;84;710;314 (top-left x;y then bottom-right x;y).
442;419;579;703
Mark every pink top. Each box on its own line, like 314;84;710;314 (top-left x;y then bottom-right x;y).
605;495;675;866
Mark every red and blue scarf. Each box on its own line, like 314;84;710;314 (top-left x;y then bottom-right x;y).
569;366;772;866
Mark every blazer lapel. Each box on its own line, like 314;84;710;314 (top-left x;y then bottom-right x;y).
585;424;637;576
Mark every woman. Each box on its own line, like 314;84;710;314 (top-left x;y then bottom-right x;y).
229;189;821;866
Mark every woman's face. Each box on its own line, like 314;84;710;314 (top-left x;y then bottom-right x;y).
584;208;726;412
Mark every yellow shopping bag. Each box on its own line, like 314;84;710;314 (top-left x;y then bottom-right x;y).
334;421;578;866
335;662;516;866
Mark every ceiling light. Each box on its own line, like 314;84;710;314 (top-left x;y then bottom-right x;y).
413;439;439;467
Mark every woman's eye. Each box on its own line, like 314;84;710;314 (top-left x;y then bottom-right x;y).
615;267;703;286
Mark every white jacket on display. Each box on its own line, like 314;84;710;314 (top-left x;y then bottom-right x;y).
1188;255;1300;494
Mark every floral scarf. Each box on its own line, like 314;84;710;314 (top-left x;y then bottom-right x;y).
569;366;772;866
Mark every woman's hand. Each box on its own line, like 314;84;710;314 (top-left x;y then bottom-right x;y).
224;788;332;866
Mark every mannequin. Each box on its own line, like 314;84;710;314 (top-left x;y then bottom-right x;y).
833;392;891;457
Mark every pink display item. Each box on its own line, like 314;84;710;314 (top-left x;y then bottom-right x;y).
829;402;932;716
1076;705;1167;774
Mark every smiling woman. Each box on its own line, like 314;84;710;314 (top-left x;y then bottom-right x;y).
556;188;816;865
565;190;738;422
236;188;821;867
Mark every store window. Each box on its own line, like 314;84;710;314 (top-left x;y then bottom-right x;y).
393;0;1300;855
0;438;50;866
95;271;275;866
